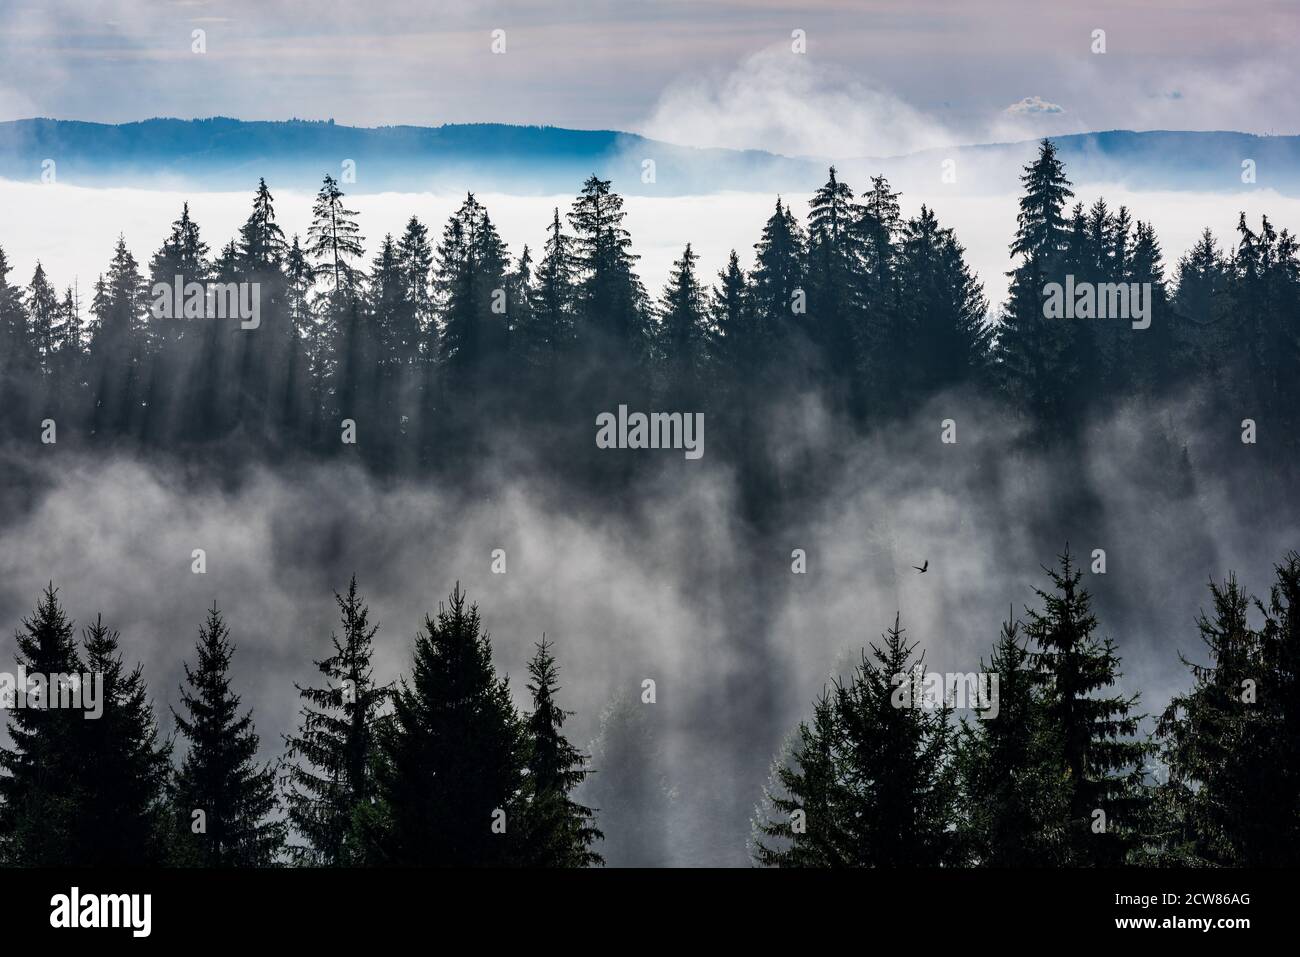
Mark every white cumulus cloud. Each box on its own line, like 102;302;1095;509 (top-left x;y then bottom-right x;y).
637;46;955;159
1005;95;1066;116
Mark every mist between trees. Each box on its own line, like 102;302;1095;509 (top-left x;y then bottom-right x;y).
1;545;1297;867
0;138;1297;477
0;139;1298;865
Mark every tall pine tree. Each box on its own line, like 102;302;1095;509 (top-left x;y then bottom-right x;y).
366;585;524;866
519;638;602;866
0;586;85;865
956;612;1064;865
283;577;389;866
754;614;960;867
1025;548;1150;865
172;604;286;866
76;615;174;866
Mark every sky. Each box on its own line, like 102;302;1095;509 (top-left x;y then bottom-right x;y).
3;0;1296;298
1;0;1297;157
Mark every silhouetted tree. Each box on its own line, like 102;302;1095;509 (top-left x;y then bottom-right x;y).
655;243;711;404
76;615;174;866
898;205;991;396
518;638;603;866
366;585;524;865
436;194;510;384
0;586;85;865
569;175;648;358
527;208;577;374
172;604;286;866
957;612;1064;865
1026;549;1150;865
749;197;806;368
754;614;960;867
307;174;365;299
752;692;848;866
996;140;1080;427
1153;574;1262;864
804;167;864;395
283;577;389;865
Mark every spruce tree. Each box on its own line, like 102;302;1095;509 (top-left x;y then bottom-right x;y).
754;614;960;867
478;210;512;369
172;604;286;866
285;233;326;442
283;577;389;866
1111;205;1133;276
149;202;211;289
528;208;577;369
750;197;806;361
1253;551;1300;863
435;193;510;380
804;167;864;390
0;586;86;865
710;249;750;376
433;194;476;371
306;174;365;299
0;246;34;434
395;215;435;340
238;178;288;270
655;243;711;404
87;236;151;434
25;263;60;377
369;234;410;381
53;284;85;409
1025;548;1150;865
834;614;961;866
956;612;1064;865
898;205;991;396
0;245;33;369
1079;197;1121;389
752;692;849;867
1127;220;1180;391
1174;228;1229;330
1153;574;1262;864
76;615;174;866
519;638;602;866
304;177;366;439
1012;140;1074;262
1227;216;1300;442
367;585;524;866
285;234;316;341
147;203;213;440
568;175;648;355
856;175;906;415
995;140;1080;428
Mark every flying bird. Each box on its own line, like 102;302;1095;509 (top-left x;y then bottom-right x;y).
913;561;928;573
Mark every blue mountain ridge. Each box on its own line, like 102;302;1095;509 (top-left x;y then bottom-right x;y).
0;117;1295;196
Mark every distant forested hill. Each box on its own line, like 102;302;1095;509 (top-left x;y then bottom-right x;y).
0;117;819;194
1;117;1297;195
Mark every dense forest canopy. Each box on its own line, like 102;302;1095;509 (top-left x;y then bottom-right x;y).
1;137;1296;482
1;139;1299;867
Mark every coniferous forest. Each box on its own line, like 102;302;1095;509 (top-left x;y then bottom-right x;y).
1;139;1299;871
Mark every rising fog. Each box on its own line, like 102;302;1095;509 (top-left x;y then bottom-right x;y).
0;382;1291;865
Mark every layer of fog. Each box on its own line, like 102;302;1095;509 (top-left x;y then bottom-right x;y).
0;387;1294;865
4;178;1299;315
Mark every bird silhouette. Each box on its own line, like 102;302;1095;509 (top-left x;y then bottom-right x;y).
913;560;928;573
